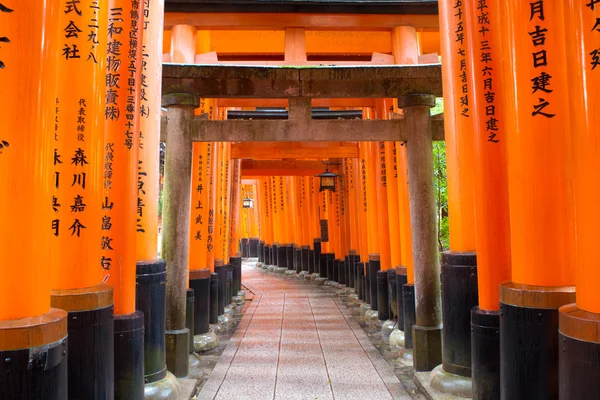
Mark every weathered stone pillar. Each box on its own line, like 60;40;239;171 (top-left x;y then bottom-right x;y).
400;94;441;371
161;93;198;378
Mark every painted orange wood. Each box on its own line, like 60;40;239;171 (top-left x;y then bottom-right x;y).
464;0;511;311
103;0;145;315
0;0;59;320
499;0;574;287
136;0;164;262
163;13;440;31
439;0;477;253
230;142;359;160
50;0;108;290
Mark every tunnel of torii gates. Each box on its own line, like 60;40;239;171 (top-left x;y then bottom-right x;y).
0;1;599;400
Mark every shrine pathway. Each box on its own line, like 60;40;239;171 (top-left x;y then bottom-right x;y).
198;260;411;400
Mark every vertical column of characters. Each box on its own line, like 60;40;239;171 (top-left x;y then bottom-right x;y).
189;143;210;270
103;0;143;314
228;159;242;256
345;158;359;254
51;0;108;290
338;161;349;259
136;0;163;261
376;140;391;270
358;147;369;262
439;0;477;253
206;142;217;271
385;142;402;269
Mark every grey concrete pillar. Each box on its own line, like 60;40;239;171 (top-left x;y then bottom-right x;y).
400;94;442;371
161;93;198;377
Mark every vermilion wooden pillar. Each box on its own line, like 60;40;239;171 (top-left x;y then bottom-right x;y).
499;1;575;398
433;1;480;386
559;2;600;398
464;1;512;398
49;1;114;398
104;1;146;396
0;2;68;398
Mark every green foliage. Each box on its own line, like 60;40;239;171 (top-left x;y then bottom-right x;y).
432;98;449;251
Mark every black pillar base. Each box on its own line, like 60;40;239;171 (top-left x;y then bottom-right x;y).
190;269;210;337
186;289;195;353
272;243;279;266
357;262;365;301
226;265;233;305
295;248;302;273
230;256;242;295
499;282;575;400
319;254;327;277
332;259;339;283
377;270;389;321
258;241;265;262
308;250;315;274
209;273;219;325
559;304;600;400
286;245;294;271
0;309;68;400
51;284;114;399
396;267;408;332
214;265;226;315
368;257;381;311
137;260;168;385
345;255;353;288
441;251;478;378
278;245;288;269
403;283;416;349
241;238;249;258
388;269;397;321
249;238;259;257
301;246;310;272
412;324;442;372
114;311;145;400
313;239;322;274
339;260;346;286
471;308;500;400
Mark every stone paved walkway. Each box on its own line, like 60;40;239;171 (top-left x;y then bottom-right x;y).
198;260;412;400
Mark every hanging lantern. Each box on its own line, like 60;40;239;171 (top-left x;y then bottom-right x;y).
242;198;254;209
316;167;338;192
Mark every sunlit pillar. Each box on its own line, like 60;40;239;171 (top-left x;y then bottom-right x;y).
0;1;69;397
498;1;575;398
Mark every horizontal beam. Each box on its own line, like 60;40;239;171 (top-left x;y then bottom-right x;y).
241;159;338;176
160;113;445;142
162;64;443;98
163;12;439;31
231;142;359;159
215;98;375;108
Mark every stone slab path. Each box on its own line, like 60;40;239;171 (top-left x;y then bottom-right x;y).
198;261;412;400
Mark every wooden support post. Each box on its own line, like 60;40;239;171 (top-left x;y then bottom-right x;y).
400;94;440;372
560;3;600;398
464;1;512;398
498;2;575;398
161;93;197;378
165;22;199;379
0;2;69;398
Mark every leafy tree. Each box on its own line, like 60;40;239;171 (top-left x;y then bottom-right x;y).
431;98;449;251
